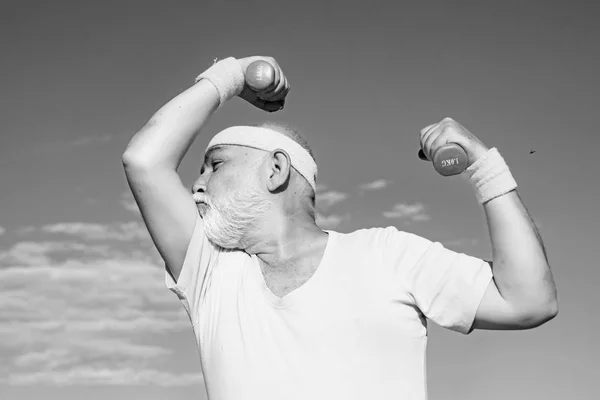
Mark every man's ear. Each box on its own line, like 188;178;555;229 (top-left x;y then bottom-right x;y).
266;149;291;193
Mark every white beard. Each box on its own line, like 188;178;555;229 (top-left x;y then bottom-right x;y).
200;184;272;250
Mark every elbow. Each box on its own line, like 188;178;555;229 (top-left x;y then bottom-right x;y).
122;150;142;169
536;300;558;326
518;299;558;329
122;149;155;171
545;298;559;321
540;287;559;324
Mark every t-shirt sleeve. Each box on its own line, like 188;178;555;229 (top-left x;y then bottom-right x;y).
384;227;493;335
164;213;220;327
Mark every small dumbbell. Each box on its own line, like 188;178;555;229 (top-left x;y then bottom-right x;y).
245;60;276;91
419;144;468;176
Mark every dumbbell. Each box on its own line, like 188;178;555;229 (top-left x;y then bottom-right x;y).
418;144;468;176
245;60;276;91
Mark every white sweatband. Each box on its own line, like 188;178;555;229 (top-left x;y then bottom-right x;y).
465;147;518;204
206;126;318;192
195;57;245;107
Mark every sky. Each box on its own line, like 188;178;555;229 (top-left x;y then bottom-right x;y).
1;0;599;399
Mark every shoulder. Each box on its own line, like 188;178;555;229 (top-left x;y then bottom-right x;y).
331;226;428;251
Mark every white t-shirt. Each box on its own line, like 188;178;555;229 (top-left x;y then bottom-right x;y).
166;214;492;400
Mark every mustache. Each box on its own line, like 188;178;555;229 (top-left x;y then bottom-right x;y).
192;194;211;205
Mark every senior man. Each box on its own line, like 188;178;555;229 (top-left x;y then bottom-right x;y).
122;56;557;400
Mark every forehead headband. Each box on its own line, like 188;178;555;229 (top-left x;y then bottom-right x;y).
206;126;318;192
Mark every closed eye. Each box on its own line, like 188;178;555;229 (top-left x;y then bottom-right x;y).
212;160;223;171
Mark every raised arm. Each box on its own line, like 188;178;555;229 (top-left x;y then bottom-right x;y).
419;118;558;331
122;56;289;281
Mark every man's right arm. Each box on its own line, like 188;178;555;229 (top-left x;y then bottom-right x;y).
121;56;289;282
122;80;220;282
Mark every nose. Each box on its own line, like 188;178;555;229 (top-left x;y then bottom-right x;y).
192;177;206;194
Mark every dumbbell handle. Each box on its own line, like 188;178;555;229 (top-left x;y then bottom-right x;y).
419;143;469;176
245;60;276;91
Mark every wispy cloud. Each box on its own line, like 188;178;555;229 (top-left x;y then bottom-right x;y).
120;191;140;213
38;222;150;242
382;202;430;223
6;368;202;387
316;213;349;229
0;226;5;236
312;184;350;229
71;134;112;148
315;183;328;192
359;179;391;191
16;220;150;242
316;190;349;209
0;223;193;387
0;240;113;266
442;238;479;249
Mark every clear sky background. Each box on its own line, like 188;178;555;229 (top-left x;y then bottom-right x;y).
1;0;598;399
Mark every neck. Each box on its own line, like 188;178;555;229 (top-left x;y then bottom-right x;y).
244;211;327;271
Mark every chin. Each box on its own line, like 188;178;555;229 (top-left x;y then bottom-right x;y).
203;222;246;250
207;236;245;251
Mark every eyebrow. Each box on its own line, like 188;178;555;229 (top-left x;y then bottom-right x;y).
204;146;226;163
201;146;227;173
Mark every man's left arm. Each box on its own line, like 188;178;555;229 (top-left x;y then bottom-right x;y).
473;190;558;330
419;118;558;331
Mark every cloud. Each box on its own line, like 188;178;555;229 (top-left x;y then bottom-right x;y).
359;179;391;191
6;368;202;387
0;241;113;266
0;223;194;387
315;183;328;192
0;226;5;236
442;238;479;249
120;191;140;213
382;202;430;223
316;213;349;229
314;185;350;228
71;134;112;148
316;190;349;209
15;221;151;243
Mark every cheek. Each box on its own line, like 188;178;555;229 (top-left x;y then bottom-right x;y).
207;171;237;195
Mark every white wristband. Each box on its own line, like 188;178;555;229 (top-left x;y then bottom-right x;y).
465;147;518;204
195;57;245;107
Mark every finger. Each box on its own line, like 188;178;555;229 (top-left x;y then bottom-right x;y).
423;126;443;161
425;125;452;160
429;135;446;159
271;60;281;87
256;81;277;99
263;73;286;99
420;123;440;158
261;63;287;99
271;76;289;101
420;123;437;137
419;122;439;149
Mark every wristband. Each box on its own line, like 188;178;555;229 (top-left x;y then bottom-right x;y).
195;57;245;107
465;148;518;204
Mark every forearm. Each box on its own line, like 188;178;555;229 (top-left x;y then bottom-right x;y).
123;80;220;170
484;190;558;313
